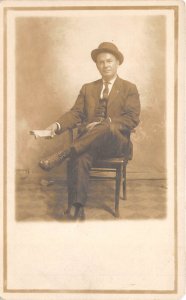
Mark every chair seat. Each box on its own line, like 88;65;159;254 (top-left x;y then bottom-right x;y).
92;157;128;169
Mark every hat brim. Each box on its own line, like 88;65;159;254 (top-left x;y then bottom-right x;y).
91;48;124;65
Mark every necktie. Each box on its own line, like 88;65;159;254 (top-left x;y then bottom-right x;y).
103;82;110;99
94;82;110;122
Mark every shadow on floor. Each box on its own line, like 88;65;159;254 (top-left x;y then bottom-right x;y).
15;172;167;221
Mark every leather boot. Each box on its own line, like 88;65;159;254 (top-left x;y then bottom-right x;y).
73;205;85;221
39;148;73;171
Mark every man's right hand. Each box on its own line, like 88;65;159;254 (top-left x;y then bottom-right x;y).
45;123;58;138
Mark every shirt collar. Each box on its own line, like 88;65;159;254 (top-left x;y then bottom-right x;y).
102;74;117;85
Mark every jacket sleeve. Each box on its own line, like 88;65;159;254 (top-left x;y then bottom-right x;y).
111;84;140;132
56;85;86;133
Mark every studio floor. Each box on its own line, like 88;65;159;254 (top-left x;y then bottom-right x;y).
15;172;167;221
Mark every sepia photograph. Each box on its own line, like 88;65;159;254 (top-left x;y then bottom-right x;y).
0;0;185;299
16;9;166;222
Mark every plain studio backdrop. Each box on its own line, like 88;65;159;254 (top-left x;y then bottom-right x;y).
15;14;166;179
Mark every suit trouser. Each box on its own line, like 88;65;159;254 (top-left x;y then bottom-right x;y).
67;121;129;207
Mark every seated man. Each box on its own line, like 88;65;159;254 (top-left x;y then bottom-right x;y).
39;42;141;220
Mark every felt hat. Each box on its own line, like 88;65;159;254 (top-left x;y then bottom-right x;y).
91;42;124;65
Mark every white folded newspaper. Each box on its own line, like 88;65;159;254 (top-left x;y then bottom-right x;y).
29;130;55;138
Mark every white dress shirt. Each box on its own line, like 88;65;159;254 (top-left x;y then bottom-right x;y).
100;75;117;99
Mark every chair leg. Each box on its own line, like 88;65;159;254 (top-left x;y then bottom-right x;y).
66;160;73;214
115;166;122;218
122;165;127;200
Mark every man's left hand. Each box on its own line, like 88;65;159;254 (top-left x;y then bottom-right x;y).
86;122;101;131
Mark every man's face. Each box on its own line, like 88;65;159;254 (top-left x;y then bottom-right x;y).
96;52;119;81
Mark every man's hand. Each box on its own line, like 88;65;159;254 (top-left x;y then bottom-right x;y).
86;122;101;131
45;123;58;139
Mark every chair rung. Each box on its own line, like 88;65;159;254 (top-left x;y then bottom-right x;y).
91;168;116;172
90;176;116;180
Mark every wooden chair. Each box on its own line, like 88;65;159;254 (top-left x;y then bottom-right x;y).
67;128;133;218
89;143;132;218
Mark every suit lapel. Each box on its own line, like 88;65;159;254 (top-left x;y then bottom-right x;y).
93;80;102;105
92;77;121;107
108;76;121;108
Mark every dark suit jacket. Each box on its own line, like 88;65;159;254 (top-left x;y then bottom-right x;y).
57;76;140;137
